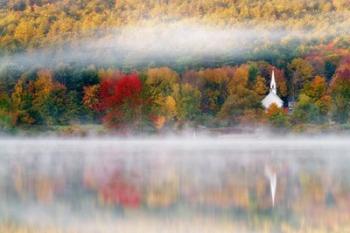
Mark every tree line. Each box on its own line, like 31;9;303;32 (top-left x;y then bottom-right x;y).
1;50;350;133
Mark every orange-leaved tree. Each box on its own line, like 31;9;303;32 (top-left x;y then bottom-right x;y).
266;103;289;128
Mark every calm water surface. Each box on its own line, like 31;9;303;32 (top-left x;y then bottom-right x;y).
0;137;349;233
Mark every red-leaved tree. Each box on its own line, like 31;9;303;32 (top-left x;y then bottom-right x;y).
97;73;147;130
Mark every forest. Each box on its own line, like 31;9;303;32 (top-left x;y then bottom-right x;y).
0;0;349;134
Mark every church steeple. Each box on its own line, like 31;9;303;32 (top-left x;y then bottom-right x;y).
270;70;277;95
262;69;283;109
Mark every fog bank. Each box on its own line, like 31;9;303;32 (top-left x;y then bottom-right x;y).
1;20;348;69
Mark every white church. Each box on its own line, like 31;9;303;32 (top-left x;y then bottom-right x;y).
262;70;283;109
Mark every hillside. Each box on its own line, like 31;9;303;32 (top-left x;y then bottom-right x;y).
0;0;350;133
0;0;349;54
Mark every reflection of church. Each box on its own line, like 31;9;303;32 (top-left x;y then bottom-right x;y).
262;70;283;109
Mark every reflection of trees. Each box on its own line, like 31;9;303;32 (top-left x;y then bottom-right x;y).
2;149;350;216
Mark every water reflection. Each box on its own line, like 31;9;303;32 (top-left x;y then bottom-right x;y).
0;137;350;232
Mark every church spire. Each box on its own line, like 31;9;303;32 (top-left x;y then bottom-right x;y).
261;69;284;109
270;70;277;95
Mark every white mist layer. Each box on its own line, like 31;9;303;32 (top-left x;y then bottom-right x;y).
2;135;350;150
1;20;348;69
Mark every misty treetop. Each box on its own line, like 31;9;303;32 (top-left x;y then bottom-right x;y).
0;0;349;55
0;0;348;69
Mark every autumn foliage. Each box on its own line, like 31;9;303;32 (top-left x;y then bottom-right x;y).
266;103;288;128
330;59;350;123
2;54;350;132
96;73;145;129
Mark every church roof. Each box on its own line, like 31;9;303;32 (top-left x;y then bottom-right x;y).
262;92;283;109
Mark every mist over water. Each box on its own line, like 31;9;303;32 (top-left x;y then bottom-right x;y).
1;136;350;232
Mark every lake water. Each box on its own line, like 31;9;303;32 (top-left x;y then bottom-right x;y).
0;137;349;233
